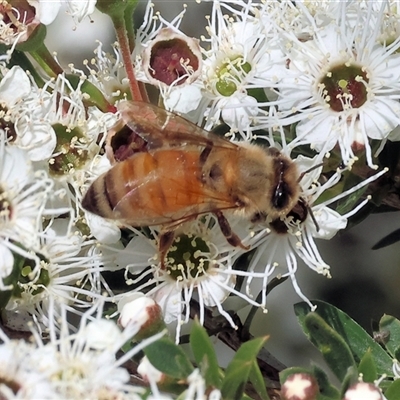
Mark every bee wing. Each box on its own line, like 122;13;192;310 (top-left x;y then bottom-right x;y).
119;101;238;151
111;152;239;227
114;180;239;227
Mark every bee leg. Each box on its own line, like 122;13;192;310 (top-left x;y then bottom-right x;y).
158;230;175;269
214;211;250;250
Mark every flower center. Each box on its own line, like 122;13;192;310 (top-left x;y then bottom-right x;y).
165;234;210;281
319;63;369;112
215;56;252;96
49;124;90;176
0;0;36;33
149;38;200;86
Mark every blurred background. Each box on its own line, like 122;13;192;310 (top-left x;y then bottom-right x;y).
45;0;400;372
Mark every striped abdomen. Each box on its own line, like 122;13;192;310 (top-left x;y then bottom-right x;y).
82;150;218;226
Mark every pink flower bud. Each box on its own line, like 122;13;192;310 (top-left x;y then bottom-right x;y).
281;373;319;400
343;382;383;400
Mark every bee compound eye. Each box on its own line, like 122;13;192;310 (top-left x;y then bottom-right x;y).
272;182;289;210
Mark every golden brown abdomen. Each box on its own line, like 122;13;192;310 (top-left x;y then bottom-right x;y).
82;150;214;226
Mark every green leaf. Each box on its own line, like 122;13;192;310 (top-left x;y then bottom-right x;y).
303;312;356;381
221;336;268;400
295;301;393;377
249;361;270;400
144;337;194;380
358;349;377;383
385;379;400;400
379;315;400;359
190;320;222;387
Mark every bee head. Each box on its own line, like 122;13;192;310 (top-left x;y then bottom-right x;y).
268;155;300;217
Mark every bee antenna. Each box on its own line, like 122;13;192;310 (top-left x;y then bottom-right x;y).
307;203;320;232
297;163;324;183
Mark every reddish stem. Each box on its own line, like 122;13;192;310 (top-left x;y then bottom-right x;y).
114;16;144;102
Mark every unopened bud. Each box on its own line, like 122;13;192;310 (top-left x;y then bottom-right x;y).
281;373;319;400
96;0;139;19
118;293;165;340
342;382;383;400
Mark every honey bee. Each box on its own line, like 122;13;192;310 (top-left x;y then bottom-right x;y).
82;101;302;265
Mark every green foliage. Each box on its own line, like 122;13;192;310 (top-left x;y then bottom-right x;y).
190;319;222;387
144;336;194;380
143;320;270;399
295;300;393;376
385;379;400;400
288;301;400;399
358;350;377;383
221;335;269;400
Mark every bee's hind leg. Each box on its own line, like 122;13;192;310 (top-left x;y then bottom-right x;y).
214;211;250;251
158;230;175;269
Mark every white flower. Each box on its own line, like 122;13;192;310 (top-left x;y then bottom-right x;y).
30;0;62;25
245;155;387;309
65;0;97;23
1;301;166;400
0;66;32;145
85;41;130;104
0;0;94;58
82;318;123;351
133;2;204;115
0;141;56;286
2;220;108;333
199;1;281;136
0;66;31;110
110;216;264;342
0;338;57;399
256;2;400;167
32;0;97;25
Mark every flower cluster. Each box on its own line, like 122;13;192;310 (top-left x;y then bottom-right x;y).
0;300;166;399
1;0;394;337
1;0;399;397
